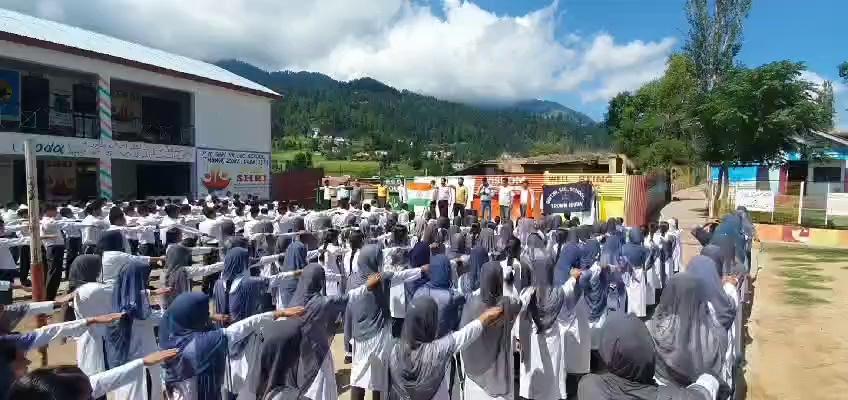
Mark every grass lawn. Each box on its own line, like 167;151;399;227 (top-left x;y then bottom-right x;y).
272;150;419;177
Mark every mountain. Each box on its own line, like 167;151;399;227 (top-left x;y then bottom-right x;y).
216;60;609;160
511;100;597;127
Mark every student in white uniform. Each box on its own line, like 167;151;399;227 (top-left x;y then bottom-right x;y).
103;260;167;400
6;349;180;400
459;261;522;400
249;263;377;400
515;255;582;400
382;226;411;337
668;218;683;273
159;292;305;400
347;244;425;400
318;229;345;297
0;311;125;399
162;243;225;308
644;224;660;306
621;229;649;318
387;296;503;400
212;247;301;399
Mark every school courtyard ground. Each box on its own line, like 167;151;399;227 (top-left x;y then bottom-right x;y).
15;187;848;400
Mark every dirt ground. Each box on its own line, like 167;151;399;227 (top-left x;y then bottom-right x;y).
744;244;848;400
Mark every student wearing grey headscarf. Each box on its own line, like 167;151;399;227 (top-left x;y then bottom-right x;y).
578;313;720;400
459;261;522;400
649;273;728;392
347;244;427;400
688;256;741;390
388;296;504;400
515;255;583;400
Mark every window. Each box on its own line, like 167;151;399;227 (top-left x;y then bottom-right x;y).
812;167;841;183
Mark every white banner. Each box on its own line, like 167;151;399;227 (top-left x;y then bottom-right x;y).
0;132;194;162
826;193;848;217
735;189;775;212
196;148;270;199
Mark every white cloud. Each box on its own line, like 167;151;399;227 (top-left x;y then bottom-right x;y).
0;0;676;104
800;70;845;94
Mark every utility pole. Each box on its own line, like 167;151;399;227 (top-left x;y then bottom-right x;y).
24;139;47;365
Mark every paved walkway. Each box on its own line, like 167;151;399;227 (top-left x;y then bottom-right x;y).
658;185;709;266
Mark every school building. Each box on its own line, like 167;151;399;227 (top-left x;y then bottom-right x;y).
0;9;278;204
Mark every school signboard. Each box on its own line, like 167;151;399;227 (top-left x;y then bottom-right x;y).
735;189;775;212
196;148;271;199
543;181;594;214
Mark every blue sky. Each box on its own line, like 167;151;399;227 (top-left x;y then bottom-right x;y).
471;0;847;126
3;0;845;128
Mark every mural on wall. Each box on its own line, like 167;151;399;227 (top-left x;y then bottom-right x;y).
111;89;141;135
45;159;76;201
0;69;21;123
196;148;271;198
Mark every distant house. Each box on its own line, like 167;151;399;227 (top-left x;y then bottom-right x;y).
422;150;453;160
374;150;388;158
455;153;631;175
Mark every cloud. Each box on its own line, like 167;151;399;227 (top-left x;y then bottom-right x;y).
800;70;845;94
0;0;676;104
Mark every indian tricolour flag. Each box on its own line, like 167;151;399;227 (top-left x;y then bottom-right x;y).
406;182;433;215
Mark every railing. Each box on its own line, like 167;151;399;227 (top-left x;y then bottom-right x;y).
719;180;848;229
0;107;99;139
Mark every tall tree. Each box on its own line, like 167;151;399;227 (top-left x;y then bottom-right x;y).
818;80;835;130
685;0;751;214
684;0;752;92
697;61;832;168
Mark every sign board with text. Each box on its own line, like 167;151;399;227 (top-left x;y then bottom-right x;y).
196;148;271;199
735;189;775;212
826;193;848;217
543;181;594;214
0;132;194;162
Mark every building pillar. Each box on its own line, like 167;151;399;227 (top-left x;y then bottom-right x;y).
97;76;113;200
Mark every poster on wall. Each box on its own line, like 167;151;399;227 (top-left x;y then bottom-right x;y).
735;189;775;212
45;160;77;201
49;77;74;131
0;69;21;123
111;89;141;134
196;148;271;199
543;181;593;214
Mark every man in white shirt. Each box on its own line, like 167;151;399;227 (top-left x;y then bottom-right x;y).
243;206;261;236
135;204;161;257
320;180;335;210
159;204;182;247
0;218;30;304
337;182;350;210
58;207;82;276
436;178;454;219
80;203;110;254
198;207;223;244
518;180;535;218
40;204;76;300
498;177;515;223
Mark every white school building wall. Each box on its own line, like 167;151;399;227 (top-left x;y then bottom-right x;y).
0;35;274;202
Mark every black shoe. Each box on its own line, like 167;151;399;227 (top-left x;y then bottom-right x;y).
344;355;352;364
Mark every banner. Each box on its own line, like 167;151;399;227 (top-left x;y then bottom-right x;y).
826;193;848;217
45;160;76;201
197;148;271;198
543;181;594;214
0;69;21;122
111;89;141;134
735;189;775;212
49;76;74;130
0;131;194;162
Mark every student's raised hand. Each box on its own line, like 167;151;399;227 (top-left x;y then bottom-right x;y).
211;314;232;324
570;268;582;281
479;306;504;327
54;292;75;308
293;269;304;278
86;312;125;325
420;264;430;274
276;306;306;319
152;287;172;297
366;273;383;290
143;349;179;366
